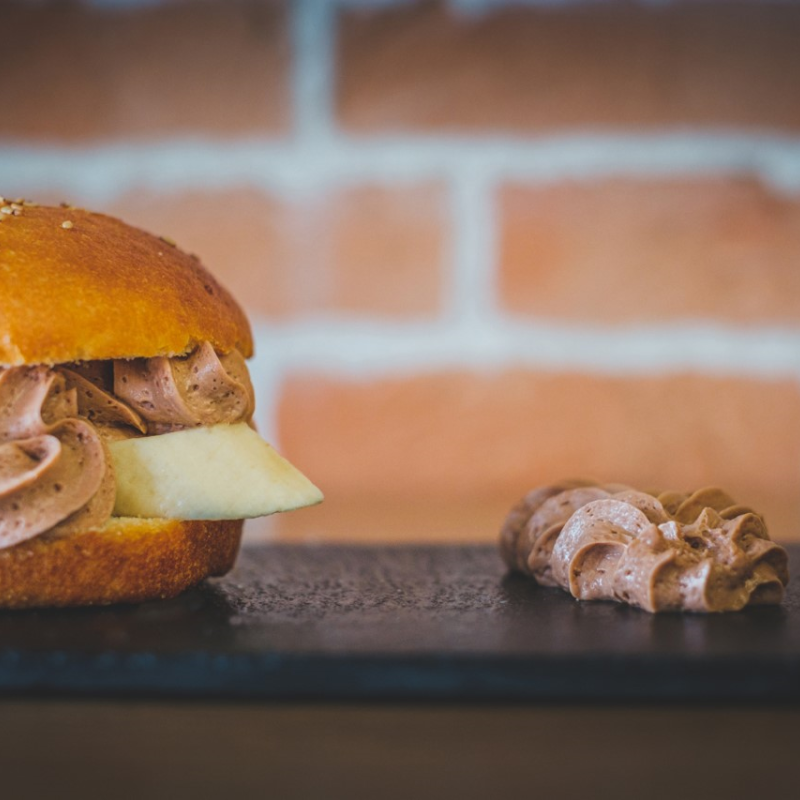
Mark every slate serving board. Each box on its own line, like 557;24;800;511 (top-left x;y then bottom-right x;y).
0;544;798;702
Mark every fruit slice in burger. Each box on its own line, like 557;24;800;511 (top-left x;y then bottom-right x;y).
0;200;322;608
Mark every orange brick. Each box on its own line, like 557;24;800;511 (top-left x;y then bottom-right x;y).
338;2;800;132
277;371;800;542
105;184;446;319
0;1;288;141
265;495;513;545
500;177;800;325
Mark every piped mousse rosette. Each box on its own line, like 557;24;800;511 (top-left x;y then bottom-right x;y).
0;199;322;608
0;343;253;548
500;480;789;613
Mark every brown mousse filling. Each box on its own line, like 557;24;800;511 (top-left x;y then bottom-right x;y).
501;481;789;613
0;342;254;549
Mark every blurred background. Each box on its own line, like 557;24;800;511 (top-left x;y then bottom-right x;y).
2;0;800;543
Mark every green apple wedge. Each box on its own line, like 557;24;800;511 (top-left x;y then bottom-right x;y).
109;423;323;520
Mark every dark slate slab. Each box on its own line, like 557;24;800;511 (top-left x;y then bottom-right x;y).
0;544;799;702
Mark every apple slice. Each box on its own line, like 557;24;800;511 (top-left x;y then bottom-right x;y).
109;423;323;520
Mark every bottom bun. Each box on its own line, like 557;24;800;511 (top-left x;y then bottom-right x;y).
0;518;243;609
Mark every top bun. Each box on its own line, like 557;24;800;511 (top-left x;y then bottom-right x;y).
0;201;253;366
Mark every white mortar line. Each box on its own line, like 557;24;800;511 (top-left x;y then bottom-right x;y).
292;0;337;143
246;332;284;446
3;134;800;202
251;319;800;381
449;171;498;322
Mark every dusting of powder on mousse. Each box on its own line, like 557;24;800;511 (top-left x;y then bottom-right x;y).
0;344;254;549
501;480;789;613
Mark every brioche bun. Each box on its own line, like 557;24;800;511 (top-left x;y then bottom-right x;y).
0;202;253;366
0;201;253;607
0;518;242;609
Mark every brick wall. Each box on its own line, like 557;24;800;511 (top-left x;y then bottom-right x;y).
2;0;799;542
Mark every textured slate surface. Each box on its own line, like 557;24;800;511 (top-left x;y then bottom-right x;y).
0;544;798;701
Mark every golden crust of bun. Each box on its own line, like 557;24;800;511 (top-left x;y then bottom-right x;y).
0;517;242;608
0;203;253;365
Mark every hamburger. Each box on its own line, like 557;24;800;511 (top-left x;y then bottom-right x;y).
0;198;322;608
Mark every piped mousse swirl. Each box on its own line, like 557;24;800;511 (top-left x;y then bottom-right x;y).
0;367;115;548
0;343;255;550
501;481;789;613
114;341;254;433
